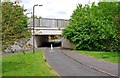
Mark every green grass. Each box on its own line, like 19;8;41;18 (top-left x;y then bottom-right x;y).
48;40;55;42
76;50;120;63
2;50;59;76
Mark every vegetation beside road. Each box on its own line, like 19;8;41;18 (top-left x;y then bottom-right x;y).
2;2;31;53
63;2;120;52
48;40;55;42
2;50;58;76
76;50;120;63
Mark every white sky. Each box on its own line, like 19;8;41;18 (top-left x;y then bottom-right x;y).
2;0;101;19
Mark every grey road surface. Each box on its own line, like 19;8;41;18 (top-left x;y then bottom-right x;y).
40;48;109;76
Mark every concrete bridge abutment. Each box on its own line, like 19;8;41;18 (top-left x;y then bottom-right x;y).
28;18;75;49
27;35;75;49
35;35;48;47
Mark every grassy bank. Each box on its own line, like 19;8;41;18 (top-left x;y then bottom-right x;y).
76;50;120;63
2;50;58;76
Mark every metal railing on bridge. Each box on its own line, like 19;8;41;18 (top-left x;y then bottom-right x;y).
28;18;69;28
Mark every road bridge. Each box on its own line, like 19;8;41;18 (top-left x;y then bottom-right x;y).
27;18;75;48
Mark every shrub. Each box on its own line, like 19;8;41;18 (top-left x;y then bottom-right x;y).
63;2;120;52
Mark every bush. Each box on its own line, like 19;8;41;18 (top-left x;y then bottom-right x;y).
63;2;120;52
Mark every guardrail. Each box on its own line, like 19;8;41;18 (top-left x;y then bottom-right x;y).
28;18;69;28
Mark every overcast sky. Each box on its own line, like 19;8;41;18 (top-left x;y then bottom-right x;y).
22;0;101;19
3;0;101;19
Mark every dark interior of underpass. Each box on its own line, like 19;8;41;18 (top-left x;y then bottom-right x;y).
41;42;61;47
36;35;62;47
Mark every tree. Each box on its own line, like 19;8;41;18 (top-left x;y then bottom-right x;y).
2;2;31;53
63;2;120;52
3;0;11;2
0;2;2;53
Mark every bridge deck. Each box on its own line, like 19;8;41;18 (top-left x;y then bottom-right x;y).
28;18;69;35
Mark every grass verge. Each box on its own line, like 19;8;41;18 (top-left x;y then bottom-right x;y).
48;40;55;42
2;50;59;76
76;50;120;63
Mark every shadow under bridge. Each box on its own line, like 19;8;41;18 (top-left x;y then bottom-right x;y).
35;35;62;47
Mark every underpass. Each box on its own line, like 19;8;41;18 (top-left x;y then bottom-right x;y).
28;18;75;49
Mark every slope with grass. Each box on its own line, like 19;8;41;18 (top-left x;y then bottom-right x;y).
2;50;58;76
76;50;120;63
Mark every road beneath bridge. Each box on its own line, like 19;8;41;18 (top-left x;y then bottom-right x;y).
38;47;118;77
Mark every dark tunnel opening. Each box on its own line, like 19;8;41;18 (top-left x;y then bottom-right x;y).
38;35;62;47
40;42;61;47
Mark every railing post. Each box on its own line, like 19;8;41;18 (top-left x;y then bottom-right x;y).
57;19;58;27
39;18;40;27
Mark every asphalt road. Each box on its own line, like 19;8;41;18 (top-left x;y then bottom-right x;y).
41;48;109;76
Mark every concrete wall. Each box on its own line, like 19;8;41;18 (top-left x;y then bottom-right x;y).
26;36;37;48
35;35;48;47
27;36;75;49
61;38;75;49
26;35;48;48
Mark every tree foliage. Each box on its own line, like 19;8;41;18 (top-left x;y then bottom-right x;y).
63;2;120;52
2;2;31;52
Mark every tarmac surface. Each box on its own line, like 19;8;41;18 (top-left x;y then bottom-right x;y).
39;47;119;77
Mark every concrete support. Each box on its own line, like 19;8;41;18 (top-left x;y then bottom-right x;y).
26;36;37;48
35;35;48;47
61;38;75;49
